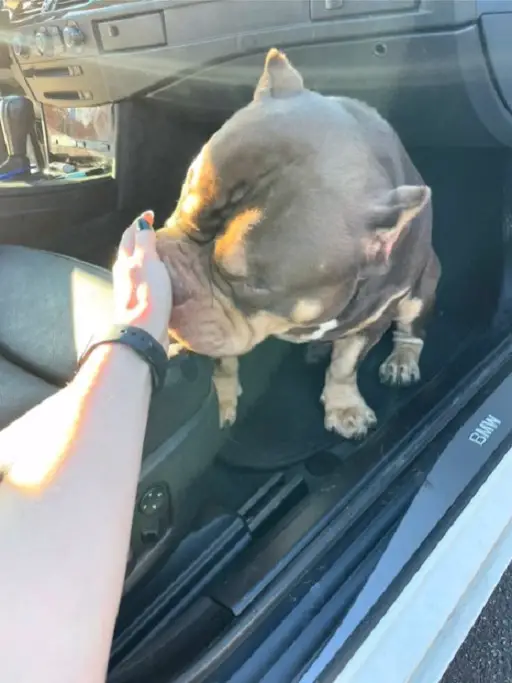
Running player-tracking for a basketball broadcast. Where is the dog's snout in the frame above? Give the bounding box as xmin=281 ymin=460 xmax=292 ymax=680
xmin=156 ymin=230 xmax=203 ymax=309
xmin=170 ymin=268 xmax=192 ymax=308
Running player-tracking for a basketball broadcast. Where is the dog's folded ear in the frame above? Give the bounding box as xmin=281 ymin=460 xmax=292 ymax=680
xmin=254 ymin=48 xmax=304 ymax=100
xmin=362 ymin=185 xmax=431 ymax=275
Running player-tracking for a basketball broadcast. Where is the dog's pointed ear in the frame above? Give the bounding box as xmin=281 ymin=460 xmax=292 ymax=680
xmin=254 ymin=48 xmax=304 ymax=101
xmin=362 ymin=185 xmax=431 ymax=275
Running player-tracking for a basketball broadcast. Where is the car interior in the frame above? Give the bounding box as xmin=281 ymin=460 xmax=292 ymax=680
xmin=3 ymin=0 xmax=512 ymax=680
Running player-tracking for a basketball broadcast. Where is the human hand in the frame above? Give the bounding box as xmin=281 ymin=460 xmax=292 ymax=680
xmin=112 ymin=211 xmax=172 ymax=349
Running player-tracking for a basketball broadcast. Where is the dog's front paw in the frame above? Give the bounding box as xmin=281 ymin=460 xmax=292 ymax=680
xmin=218 ymin=397 xmax=238 ymax=427
xmin=322 ymin=386 xmax=377 ymax=440
xmin=305 ymin=342 xmax=332 ymax=365
xmin=217 ymin=379 xmax=242 ymax=428
xmin=324 ymin=403 xmax=377 ymax=440
xmin=379 ymin=347 xmax=421 ymax=386
xmin=213 ymin=358 xmax=242 ymax=428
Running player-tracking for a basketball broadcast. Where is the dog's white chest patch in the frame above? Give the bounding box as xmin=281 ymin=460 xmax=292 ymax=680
xmin=306 ymin=319 xmax=339 ymax=340
xmin=278 ymin=319 xmax=339 ymax=343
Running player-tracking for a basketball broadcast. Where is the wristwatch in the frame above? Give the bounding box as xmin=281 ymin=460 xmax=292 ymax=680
xmin=77 ymin=324 xmax=168 ymax=392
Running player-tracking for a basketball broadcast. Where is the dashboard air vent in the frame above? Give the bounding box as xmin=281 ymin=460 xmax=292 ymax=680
xmin=10 ymin=0 xmax=48 ymax=20
xmin=8 ymin=0 xmax=88 ymax=20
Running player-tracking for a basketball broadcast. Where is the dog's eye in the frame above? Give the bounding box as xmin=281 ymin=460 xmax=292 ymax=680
xmin=232 ymin=281 xmax=274 ymax=310
xmin=249 ymin=273 xmax=269 ymax=291
xmin=228 ymin=182 xmax=249 ymax=205
xmin=235 ymin=281 xmax=269 ymax=297
xmin=212 ymin=260 xmax=273 ymax=308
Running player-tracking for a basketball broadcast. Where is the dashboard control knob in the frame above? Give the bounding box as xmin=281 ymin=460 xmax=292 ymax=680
xmin=35 ymin=27 xmax=51 ymax=56
xmin=12 ymin=33 xmax=30 ymax=58
xmin=63 ymin=24 xmax=85 ymax=48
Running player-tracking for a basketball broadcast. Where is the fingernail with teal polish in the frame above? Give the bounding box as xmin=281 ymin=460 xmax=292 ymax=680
xmin=137 ymin=217 xmax=150 ymax=231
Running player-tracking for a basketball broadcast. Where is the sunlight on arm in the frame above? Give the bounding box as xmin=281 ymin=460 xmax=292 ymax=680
xmin=0 ymin=346 xmax=111 ymax=491
xmin=0 ymin=388 xmax=79 ymax=490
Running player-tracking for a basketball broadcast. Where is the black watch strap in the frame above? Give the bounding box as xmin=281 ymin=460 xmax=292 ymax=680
xmin=78 ymin=325 xmax=168 ymax=392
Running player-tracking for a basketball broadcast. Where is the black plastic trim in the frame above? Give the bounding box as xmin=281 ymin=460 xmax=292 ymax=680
xmin=319 ymin=398 xmax=512 ymax=682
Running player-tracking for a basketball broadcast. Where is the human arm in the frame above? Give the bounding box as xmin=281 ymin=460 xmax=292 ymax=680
xmin=0 ymin=212 xmax=172 ymax=683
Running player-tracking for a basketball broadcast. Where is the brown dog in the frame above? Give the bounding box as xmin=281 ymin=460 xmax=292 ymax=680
xmin=156 ymin=48 xmax=440 ymax=440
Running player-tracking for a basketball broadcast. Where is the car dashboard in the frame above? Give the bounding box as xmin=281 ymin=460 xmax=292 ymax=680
xmin=3 ymin=0 xmax=512 ymax=147
xmin=6 ymin=0 xmax=469 ymax=108
xmin=0 ymin=0 xmax=496 ymax=123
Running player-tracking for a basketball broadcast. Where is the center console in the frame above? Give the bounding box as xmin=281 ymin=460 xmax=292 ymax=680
xmin=0 ymin=95 xmax=114 ymax=183
xmin=42 ymin=102 xmax=114 ymax=176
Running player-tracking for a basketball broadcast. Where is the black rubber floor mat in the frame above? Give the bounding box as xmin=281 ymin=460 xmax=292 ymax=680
xmin=218 ymin=312 xmax=478 ymax=470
